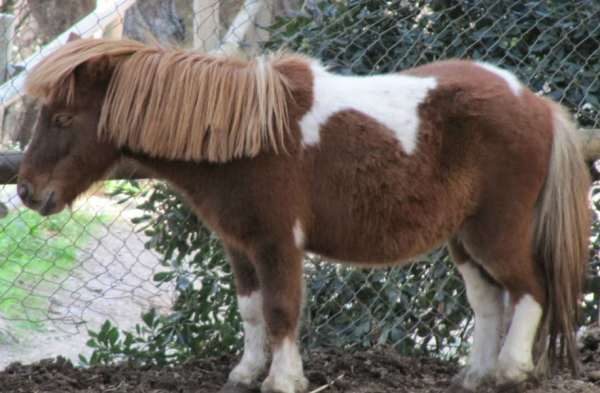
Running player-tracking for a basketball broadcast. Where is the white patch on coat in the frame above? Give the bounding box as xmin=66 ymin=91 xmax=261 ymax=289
xmin=476 ymin=62 xmax=523 ymax=96
xmin=299 ymin=62 xmax=437 ymax=153
xmin=262 ymin=337 xmax=308 ymax=393
xmin=457 ymin=263 xmax=503 ymax=389
xmin=293 ymin=220 xmax=305 ymax=249
xmin=229 ymin=292 xmax=268 ymax=386
xmin=497 ymin=294 xmax=542 ymax=382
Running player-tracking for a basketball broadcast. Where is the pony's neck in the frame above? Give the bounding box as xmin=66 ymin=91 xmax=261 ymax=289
xmin=121 ymin=150 xmax=218 ymax=212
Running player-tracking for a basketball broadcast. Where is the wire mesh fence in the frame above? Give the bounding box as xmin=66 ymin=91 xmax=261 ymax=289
xmin=0 ymin=0 xmax=598 ymax=367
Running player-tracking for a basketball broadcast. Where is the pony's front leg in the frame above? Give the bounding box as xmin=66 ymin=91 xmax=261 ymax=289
xmin=255 ymin=241 xmax=308 ymax=393
xmin=226 ymin=247 xmax=269 ymax=389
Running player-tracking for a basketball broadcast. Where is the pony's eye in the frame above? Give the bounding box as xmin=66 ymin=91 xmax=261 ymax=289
xmin=52 ymin=113 xmax=73 ymax=128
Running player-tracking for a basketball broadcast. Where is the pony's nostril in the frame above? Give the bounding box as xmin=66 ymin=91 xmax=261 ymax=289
xmin=17 ymin=181 xmax=31 ymax=201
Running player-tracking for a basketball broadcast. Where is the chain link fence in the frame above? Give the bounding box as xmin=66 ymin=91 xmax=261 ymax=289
xmin=0 ymin=0 xmax=599 ymax=367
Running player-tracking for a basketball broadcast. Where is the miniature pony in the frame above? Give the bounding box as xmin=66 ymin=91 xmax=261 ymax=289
xmin=18 ymin=38 xmax=590 ymax=393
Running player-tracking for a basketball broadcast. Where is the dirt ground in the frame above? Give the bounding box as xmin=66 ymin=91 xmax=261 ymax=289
xmin=0 ymin=343 xmax=598 ymax=393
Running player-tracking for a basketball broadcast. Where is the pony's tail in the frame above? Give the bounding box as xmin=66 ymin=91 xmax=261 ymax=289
xmin=534 ymin=102 xmax=591 ymax=375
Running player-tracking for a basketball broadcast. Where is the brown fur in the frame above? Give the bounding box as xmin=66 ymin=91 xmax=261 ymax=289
xmin=18 ymin=40 xmax=590 ymax=391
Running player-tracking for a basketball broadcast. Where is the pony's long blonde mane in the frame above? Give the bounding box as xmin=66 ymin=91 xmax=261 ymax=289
xmin=25 ymin=38 xmax=292 ymax=162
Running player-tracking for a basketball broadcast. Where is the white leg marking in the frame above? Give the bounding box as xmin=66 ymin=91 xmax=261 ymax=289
xmin=299 ymin=61 xmax=437 ymax=152
xmin=457 ymin=263 xmax=503 ymax=390
xmin=293 ymin=220 xmax=305 ymax=249
xmin=262 ymin=338 xmax=308 ymax=393
xmin=229 ymin=292 xmax=268 ymax=387
xmin=497 ymin=294 xmax=542 ymax=383
xmin=502 ymin=291 xmax=515 ymax=337
xmin=476 ymin=62 xmax=523 ymax=96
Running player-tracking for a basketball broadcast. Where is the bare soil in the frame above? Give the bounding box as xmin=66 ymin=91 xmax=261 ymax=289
xmin=0 ymin=345 xmax=598 ymax=393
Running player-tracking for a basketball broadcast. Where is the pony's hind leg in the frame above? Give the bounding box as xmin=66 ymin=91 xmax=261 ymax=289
xmin=482 ymin=255 xmax=544 ymax=386
xmin=253 ymin=240 xmax=308 ymax=393
xmin=226 ymin=247 xmax=269 ymax=389
xmin=449 ymin=240 xmax=504 ymax=391
xmin=459 ymin=208 xmax=546 ymax=389
xmin=496 ymin=288 xmax=543 ymax=385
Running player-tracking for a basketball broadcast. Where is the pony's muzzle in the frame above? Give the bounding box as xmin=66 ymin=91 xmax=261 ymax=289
xmin=17 ymin=180 xmax=59 ymax=216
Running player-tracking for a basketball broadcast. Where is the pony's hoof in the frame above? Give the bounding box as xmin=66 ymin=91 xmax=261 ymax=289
xmin=229 ymin=365 xmax=264 ymax=388
xmin=494 ymin=363 xmax=535 ymax=392
xmin=495 ymin=377 xmax=538 ymax=393
xmin=447 ymin=373 xmax=474 ymax=392
xmin=449 ymin=368 xmax=494 ymax=392
xmin=261 ymin=374 xmax=309 ymax=393
xmin=219 ymin=382 xmax=257 ymax=393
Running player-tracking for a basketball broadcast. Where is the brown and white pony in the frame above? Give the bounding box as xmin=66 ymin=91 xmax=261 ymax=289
xmin=17 ymin=38 xmax=590 ymax=393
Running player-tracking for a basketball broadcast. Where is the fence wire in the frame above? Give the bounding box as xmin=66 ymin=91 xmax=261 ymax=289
xmin=0 ymin=0 xmax=598 ymax=366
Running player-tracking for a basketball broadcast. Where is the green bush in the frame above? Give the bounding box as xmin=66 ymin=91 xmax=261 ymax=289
xmin=83 ymin=182 xmax=241 ymax=366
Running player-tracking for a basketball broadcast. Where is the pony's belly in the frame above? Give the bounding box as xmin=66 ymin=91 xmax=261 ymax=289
xmin=304 ymin=223 xmax=440 ymax=268
xmin=304 ymin=199 xmax=458 ymax=267
xmin=305 ymin=246 xmax=428 ymax=268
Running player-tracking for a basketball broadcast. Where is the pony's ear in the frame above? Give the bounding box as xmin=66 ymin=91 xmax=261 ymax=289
xmin=67 ymin=32 xmax=81 ymax=42
xmin=74 ymin=55 xmax=116 ymax=86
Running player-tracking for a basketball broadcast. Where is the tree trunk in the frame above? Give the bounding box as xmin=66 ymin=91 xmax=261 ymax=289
xmin=26 ymin=0 xmax=94 ymax=41
xmin=11 ymin=96 xmax=36 ymax=148
xmin=5 ymin=0 xmax=94 ymax=148
xmin=123 ymin=0 xmax=185 ymax=44
xmin=192 ymin=0 xmax=220 ymax=51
